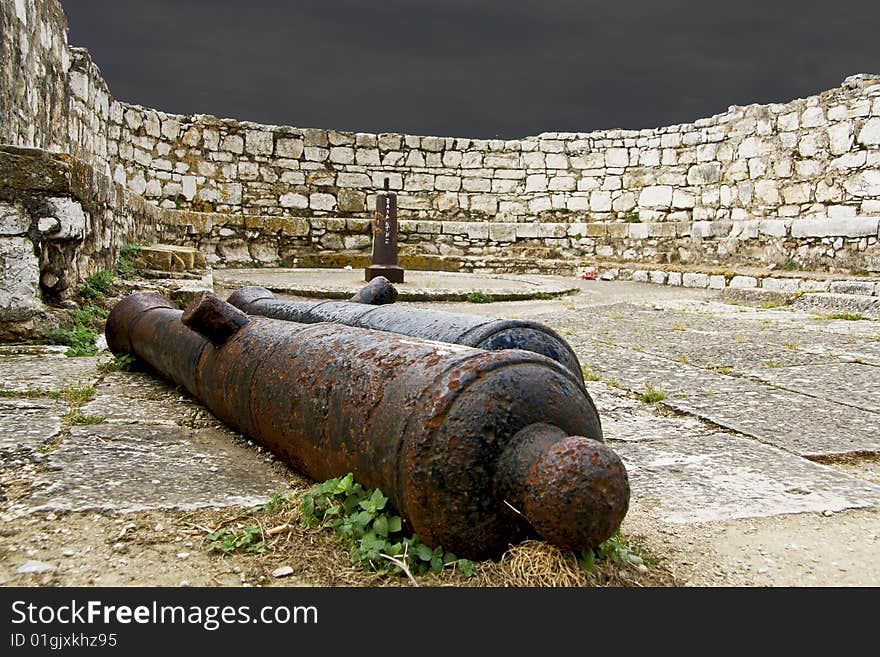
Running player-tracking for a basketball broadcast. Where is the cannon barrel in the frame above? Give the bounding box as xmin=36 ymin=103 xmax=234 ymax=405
xmin=227 ymin=285 xmax=586 ymax=385
xmin=106 ymin=291 xmax=629 ymax=559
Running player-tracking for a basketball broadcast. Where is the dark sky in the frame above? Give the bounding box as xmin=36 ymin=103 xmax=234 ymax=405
xmin=61 ymin=0 xmax=880 ymax=140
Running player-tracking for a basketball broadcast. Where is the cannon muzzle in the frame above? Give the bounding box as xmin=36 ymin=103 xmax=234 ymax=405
xmin=106 ymin=290 xmax=628 ymax=559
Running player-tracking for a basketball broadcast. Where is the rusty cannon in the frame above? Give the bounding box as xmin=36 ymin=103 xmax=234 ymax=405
xmin=227 ymin=284 xmax=586 ymax=385
xmin=105 ymin=290 xmax=629 ymax=560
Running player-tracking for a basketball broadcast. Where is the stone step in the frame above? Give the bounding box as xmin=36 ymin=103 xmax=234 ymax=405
xmin=720 ymin=287 xmax=880 ymax=319
xmin=581 ymin=261 xmax=880 ymax=297
xmin=133 ymin=244 xmax=207 ymax=273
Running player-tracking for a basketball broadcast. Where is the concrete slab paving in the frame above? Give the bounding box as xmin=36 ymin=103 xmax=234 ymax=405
xmin=666 ymin=387 xmax=880 ymax=457
xmin=17 ymin=423 xmax=291 ymax=516
xmin=81 ymin=371 xmax=216 ymax=426
xmin=0 ymin=350 xmax=99 ymax=393
xmin=612 ymin=433 xmax=880 ymax=524
xmin=0 ymin=397 xmax=68 ymax=453
xmin=2 ymin=273 xmax=879 ymax=586
xmin=744 ymin=362 xmax=880 ymax=413
xmin=567 ymin=338 xmax=761 ymax=398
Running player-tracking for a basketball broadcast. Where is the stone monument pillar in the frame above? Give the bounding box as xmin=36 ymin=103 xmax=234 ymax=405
xmin=365 ymin=178 xmax=404 ymax=283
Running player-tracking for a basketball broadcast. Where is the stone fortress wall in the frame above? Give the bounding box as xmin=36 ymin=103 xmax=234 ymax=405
xmin=1 ymin=0 xmax=879 ymax=332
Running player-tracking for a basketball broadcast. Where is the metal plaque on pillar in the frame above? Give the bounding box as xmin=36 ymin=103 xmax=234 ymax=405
xmin=365 ymin=178 xmax=405 ymax=283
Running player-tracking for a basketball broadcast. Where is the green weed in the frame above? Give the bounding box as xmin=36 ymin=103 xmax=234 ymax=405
xmin=300 ymin=473 xmax=475 ymax=580
xmin=637 ymin=385 xmax=666 ymax=404
xmin=466 ymin=291 xmax=493 ymax=304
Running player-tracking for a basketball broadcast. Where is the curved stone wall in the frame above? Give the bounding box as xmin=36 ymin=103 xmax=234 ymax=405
xmin=1 ymin=0 xmax=879 ymax=290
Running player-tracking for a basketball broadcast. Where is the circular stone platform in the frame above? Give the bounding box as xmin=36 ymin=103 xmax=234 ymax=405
xmin=212 ymin=268 xmax=580 ymax=302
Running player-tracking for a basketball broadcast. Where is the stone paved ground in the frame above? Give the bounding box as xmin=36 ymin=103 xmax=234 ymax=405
xmin=1 ymin=276 xmax=878 ymax=586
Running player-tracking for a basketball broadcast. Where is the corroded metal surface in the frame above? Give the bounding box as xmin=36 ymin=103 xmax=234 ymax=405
xmin=227 ymin=286 xmax=586 ymax=385
xmin=106 ymin=291 xmax=628 ymax=558
xmin=348 ymin=275 xmax=398 ymax=305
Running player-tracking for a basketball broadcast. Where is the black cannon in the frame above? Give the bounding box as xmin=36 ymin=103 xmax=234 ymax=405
xmin=105 ymin=291 xmax=629 ymax=559
xmin=228 ymin=285 xmax=585 ymax=385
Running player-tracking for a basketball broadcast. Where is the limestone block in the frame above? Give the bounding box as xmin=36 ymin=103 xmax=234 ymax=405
xmin=539 ymin=140 xmax=564 ymax=153
xmin=828 ymin=122 xmax=854 ymax=155
xmin=515 ymin=223 xmax=539 ymax=239
xmin=649 ymin=270 xmax=668 ymax=285
xmin=730 ymin=220 xmax=759 ymax=239
xmin=275 ymin=138 xmax=304 ymax=158
xmin=754 ymin=180 xmax=780 ymax=205
xmin=612 ymin=192 xmax=636 ymax=212
xmin=667 ymin=272 xmax=683 ymax=286
xmin=729 ymin=275 xmax=758 ymax=289
xmin=309 ymin=193 xmax=336 ymax=211
xmin=638 ymin=185 xmax=673 ymax=208
xmin=442 ymin=151 xmax=463 ymax=167
xmin=798 ymin=132 xmax=827 ymax=158
xmin=0 ymin=204 xmax=30 ymax=236
xmin=461 ymin=152 xmax=483 ymax=168
xmin=607 ymin=224 xmax=628 ymax=238
xmin=525 ymin=174 xmax=548 ymax=192
xmin=489 ymin=223 xmax=518 ymax=242
xmin=687 ymin=163 xmax=721 ymax=185
xmin=857 ymin=118 xmax=880 ymax=146
xmin=355 ymin=149 xmax=381 ymax=166
xmin=404 ymin=151 xmax=426 ymax=167
xmin=605 ymin=148 xmax=629 ymax=167
xmin=549 ymin=176 xmax=576 ymax=191
xmin=42 ymin=198 xmax=87 ymax=240
xmin=329 ymin=147 xmax=354 ymax=164
xmin=843 ymin=170 xmax=880 ymax=197
xmin=161 ymin=118 xmax=180 ymax=140
xmin=829 ymin=281 xmax=876 ymax=295
xmin=790 ymin=217 xmax=879 ymax=238
xmin=522 ymin=152 xmax=545 ymax=168
xmin=627 ymin=223 xmax=649 ymax=239
xmin=463 ymin=178 xmax=491 ymax=192
xmin=682 ymin=272 xmax=709 ymax=288
xmin=566 ymin=196 xmax=589 ymax=211
xmin=336 ymin=189 xmax=365 ymax=213
xmin=572 ymin=153 xmax=605 ymax=169
xmin=471 ymin=196 xmax=498 ymax=214
xmin=801 ymin=107 xmax=826 ymax=128
xmin=415 ymin=221 xmax=442 ymax=234
xmin=436 ymin=175 xmax=462 ymax=191
xmin=202 ymin=129 xmax=220 ymax=150
xmin=378 ymin=134 xmax=402 ymax=151
xmin=344 ymin=235 xmax=372 ymax=250
xmin=781 ymin=183 xmax=811 ymax=205
xmin=0 ymin=237 xmax=41 ymax=318
xmin=304 ymin=147 xmax=329 ymax=162
xmin=484 ymin=153 xmax=519 ymax=169
xmin=143 ymin=112 xmax=161 ymax=138
xmin=441 ymin=222 xmax=468 ymax=235
xmin=672 ymin=189 xmax=695 ymax=208
xmin=647 ymin=222 xmax=677 ymax=238
xmin=640 ymin=149 xmax=661 ymax=166
xmin=279 ymin=192 xmax=308 ymax=209
xmin=708 ymin=275 xmax=726 ymax=289
xmin=491 ymin=179 xmax=518 ymax=193
xmin=590 ymin=190 xmax=612 ymax=212
xmin=404 ymin=174 xmax=435 ymax=191
xmin=633 ymin=270 xmax=649 ymax=282
xmin=537 ymin=224 xmax=566 ymax=239
xmin=761 ymin=278 xmax=799 ymax=293
xmin=546 ymin=153 xmax=569 ymax=169
xmin=135 ymin=245 xmax=207 ymax=272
